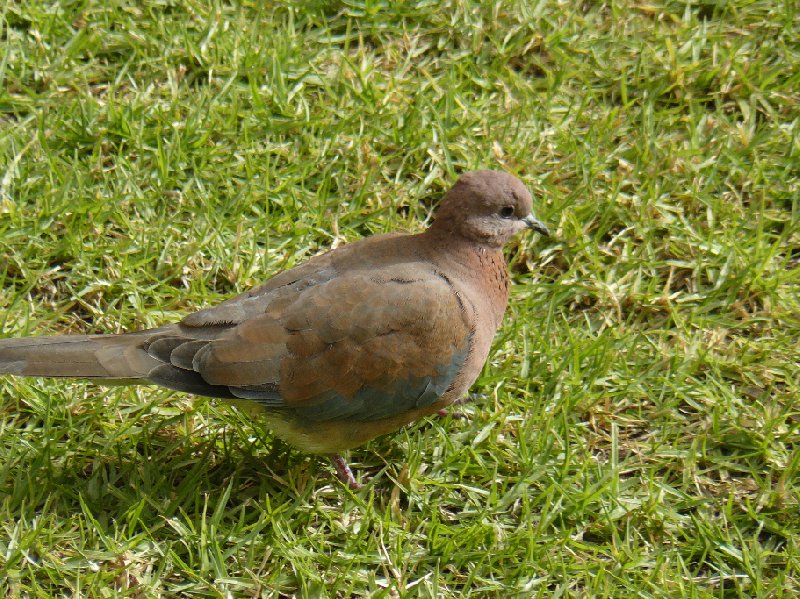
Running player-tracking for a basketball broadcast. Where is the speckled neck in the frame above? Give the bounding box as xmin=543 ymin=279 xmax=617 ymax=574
xmin=420 ymin=230 xmax=510 ymax=329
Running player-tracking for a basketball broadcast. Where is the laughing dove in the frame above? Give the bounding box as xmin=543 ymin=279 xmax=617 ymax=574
xmin=0 ymin=170 xmax=549 ymax=488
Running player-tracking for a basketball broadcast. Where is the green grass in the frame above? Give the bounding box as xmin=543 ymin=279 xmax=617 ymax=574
xmin=1 ymin=0 xmax=798 ymax=596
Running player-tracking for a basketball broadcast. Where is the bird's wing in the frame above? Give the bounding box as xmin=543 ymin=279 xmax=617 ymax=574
xmin=145 ymin=265 xmax=474 ymax=422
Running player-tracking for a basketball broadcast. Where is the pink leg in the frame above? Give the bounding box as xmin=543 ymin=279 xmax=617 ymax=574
xmin=329 ymin=454 xmax=362 ymax=490
xmin=437 ymin=395 xmax=477 ymax=419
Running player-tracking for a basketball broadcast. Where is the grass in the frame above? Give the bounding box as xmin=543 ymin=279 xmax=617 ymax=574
xmin=0 ymin=0 xmax=798 ymax=596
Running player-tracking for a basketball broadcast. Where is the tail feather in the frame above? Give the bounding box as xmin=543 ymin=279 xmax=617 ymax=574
xmin=0 ymin=333 xmax=162 ymax=380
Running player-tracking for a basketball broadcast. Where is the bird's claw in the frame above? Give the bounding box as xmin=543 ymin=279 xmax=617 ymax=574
xmin=437 ymin=393 xmax=484 ymax=419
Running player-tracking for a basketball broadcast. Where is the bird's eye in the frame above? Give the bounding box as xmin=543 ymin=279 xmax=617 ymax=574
xmin=499 ymin=206 xmax=515 ymax=218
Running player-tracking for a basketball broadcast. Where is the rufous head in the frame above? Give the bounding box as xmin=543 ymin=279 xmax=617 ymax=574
xmin=430 ymin=170 xmax=549 ymax=247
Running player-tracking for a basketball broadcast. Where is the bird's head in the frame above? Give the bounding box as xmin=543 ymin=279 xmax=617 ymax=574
xmin=430 ymin=170 xmax=549 ymax=248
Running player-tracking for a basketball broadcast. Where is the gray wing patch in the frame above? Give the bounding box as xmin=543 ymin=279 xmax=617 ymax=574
xmin=238 ymin=340 xmax=471 ymax=422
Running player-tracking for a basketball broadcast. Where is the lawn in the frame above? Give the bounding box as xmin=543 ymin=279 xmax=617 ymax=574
xmin=0 ymin=0 xmax=798 ymax=596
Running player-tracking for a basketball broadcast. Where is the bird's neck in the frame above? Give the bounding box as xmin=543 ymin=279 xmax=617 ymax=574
xmin=421 ymin=230 xmax=511 ymax=327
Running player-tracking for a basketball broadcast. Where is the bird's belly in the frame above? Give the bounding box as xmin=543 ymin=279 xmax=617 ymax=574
xmin=236 ymin=401 xmax=453 ymax=454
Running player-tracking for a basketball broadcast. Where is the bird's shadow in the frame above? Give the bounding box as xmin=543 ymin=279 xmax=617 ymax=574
xmin=3 ymin=401 xmax=419 ymax=528
xmin=2 ymin=384 xmax=480 ymax=534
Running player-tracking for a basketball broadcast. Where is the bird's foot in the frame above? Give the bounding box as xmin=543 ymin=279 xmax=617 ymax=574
xmin=329 ymin=454 xmax=362 ymax=490
xmin=437 ymin=407 xmax=469 ymax=419
xmin=436 ymin=393 xmax=483 ymax=419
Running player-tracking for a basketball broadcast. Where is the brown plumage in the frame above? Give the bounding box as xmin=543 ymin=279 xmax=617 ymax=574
xmin=0 ymin=170 xmax=549 ymax=488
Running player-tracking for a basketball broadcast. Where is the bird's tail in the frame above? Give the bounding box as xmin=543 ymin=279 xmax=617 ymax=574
xmin=0 ymin=332 xmax=162 ymax=381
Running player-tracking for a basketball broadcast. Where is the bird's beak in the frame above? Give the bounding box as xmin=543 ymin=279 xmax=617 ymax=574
xmin=523 ymin=214 xmax=550 ymax=236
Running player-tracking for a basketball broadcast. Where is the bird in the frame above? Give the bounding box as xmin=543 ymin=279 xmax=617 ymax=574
xmin=0 ymin=170 xmax=549 ymax=489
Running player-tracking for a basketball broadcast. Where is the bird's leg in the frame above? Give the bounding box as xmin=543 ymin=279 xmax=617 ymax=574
xmin=329 ymin=454 xmax=362 ymax=490
xmin=437 ymin=393 xmax=482 ymax=419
